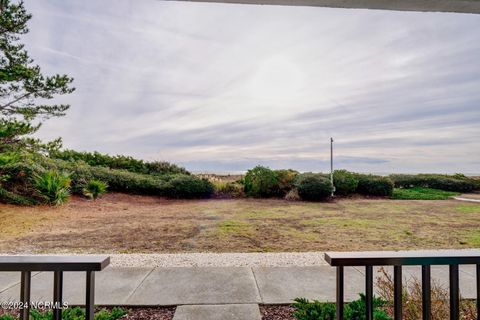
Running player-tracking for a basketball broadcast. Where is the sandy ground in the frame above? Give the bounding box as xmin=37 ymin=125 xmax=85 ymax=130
xmin=1 ymin=193 xmax=479 ymax=254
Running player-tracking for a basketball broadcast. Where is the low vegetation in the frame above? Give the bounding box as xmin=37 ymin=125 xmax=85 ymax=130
xmin=83 ymin=179 xmax=108 ymax=200
xmin=292 ymin=267 xmax=477 ymax=320
xmin=392 ymin=187 xmax=459 ymax=200
xmin=0 ymin=151 xmax=214 ymax=205
xmin=390 ymin=173 xmax=479 ymax=193
xmin=293 ymin=295 xmax=389 ymax=320
xmin=295 ymin=173 xmax=332 ymax=201
xmin=50 ymin=149 xmax=189 ymax=176
xmin=0 ymin=307 xmax=127 ymax=320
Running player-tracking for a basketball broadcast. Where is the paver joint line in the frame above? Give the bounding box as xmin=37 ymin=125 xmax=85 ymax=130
xmin=0 ymin=271 xmax=42 ymax=294
xmin=125 ymin=267 xmax=156 ymax=303
xmin=250 ymin=267 xmax=264 ymax=303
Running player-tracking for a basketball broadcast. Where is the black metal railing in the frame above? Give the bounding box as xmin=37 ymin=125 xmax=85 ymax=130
xmin=0 ymin=255 xmax=110 ymax=320
xmin=325 ymin=249 xmax=480 ymax=320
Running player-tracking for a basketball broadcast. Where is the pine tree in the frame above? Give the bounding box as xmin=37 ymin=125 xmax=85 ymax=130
xmin=0 ymin=0 xmax=74 ymax=152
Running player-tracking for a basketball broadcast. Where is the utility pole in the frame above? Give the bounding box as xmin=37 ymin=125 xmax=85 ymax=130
xmin=330 ymin=137 xmax=335 ymax=197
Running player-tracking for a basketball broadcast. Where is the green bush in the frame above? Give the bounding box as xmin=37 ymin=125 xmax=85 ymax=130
xmin=22 ymin=306 xmax=127 ymax=320
xmin=295 ymin=173 xmax=333 ymax=201
xmin=55 ymin=162 xmax=166 ymax=195
xmin=392 ymin=187 xmax=459 ymax=200
xmin=0 ymin=187 xmax=36 ymax=205
xmin=166 ymin=175 xmax=214 ymax=199
xmin=51 ymin=149 xmax=189 ymax=175
xmin=293 ymin=295 xmax=391 ymax=320
xmin=145 ymin=161 xmax=190 ymax=175
xmin=83 ymin=179 xmax=108 ymax=200
xmin=244 ymin=166 xmax=279 ymax=197
xmin=389 ymin=174 xmax=478 ymax=193
xmin=344 ymin=294 xmax=391 ymax=320
xmin=0 ymin=153 xmax=46 ymax=205
xmin=333 ymin=170 xmax=359 ymax=196
xmin=356 ymin=174 xmax=394 ymax=197
xmin=275 ymin=169 xmax=299 ymax=196
xmin=293 ymin=298 xmax=335 ymax=320
xmin=33 ymin=170 xmax=71 ymax=205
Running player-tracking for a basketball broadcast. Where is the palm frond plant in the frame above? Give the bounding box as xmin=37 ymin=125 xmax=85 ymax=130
xmin=83 ymin=179 xmax=108 ymax=200
xmin=33 ymin=170 xmax=71 ymax=205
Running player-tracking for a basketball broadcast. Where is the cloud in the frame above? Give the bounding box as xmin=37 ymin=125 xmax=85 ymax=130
xmin=22 ymin=0 xmax=480 ymax=173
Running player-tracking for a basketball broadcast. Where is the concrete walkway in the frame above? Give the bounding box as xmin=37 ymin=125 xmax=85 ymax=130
xmin=0 ymin=265 xmax=478 ymax=319
xmin=454 ymin=197 xmax=480 ymax=203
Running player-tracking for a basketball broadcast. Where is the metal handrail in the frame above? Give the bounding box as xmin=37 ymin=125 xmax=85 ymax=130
xmin=0 ymin=255 xmax=110 ymax=320
xmin=325 ymin=249 xmax=480 ymax=320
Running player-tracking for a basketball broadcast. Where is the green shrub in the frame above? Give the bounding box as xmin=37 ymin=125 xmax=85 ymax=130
xmin=275 ymin=169 xmax=299 ymax=196
xmin=51 ymin=149 xmax=189 ymax=175
xmin=0 ymin=154 xmax=45 ymax=205
xmin=292 ymin=295 xmax=391 ymax=320
xmin=0 ymin=187 xmax=36 ymax=205
xmin=55 ymin=162 xmax=165 ymax=195
xmin=356 ymin=174 xmax=393 ymax=197
xmin=295 ymin=173 xmax=333 ymax=201
xmin=145 ymin=160 xmax=190 ymax=175
xmin=83 ymin=179 xmax=108 ymax=200
xmin=214 ymin=181 xmax=245 ymax=198
xmin=26 ymin=306 xmax=127 ymax=320
xmin=344 ymin=294 xmax=391 ymax=320
xmin=166 ymin=175 xmax=214 ymax=199
xmin=333 ymin=170 xmax=359 ymax=196
xmin=293 ymin=298 xmax=335 ymax=320
xmin=389 ymin=174 xmax=478 ymax=193
xmin=244 ymin=166 xmax=279 ymax=197
xmin=392 ymin=187 xmax=459 ymax=200
xmin=33 ymin=170 xmax=71 ymax=205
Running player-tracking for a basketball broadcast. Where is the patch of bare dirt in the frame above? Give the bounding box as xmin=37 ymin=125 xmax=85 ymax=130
xmin=261 ymin=305 xmax=296 ymax=320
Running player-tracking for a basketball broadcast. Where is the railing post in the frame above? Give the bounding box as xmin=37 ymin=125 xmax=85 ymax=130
xmin=477 ymin=264 xmax=480 ymax=319
xmin=20 ymin=271 xmax=31 ymax=320
xmin=394 ymin=266 xmax=402 ymax=320
xmin=366 ymin=266 xmax=373 ymax=320
xmin=86 ymin=271 xmax=95 ymax=320
xmin=336 ymin=266 xmax=344 ymax=320
xmin=53 ymin=271 xmax=63 ymax=320
xmin=449 ymin=264 xmax=459 ymax=320
xmin=422 ymin=265 xmax=431 ymax=320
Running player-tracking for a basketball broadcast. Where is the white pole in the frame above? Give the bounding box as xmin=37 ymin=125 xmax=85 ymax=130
xmin=330 ymin=137 xmax=334 ymax=197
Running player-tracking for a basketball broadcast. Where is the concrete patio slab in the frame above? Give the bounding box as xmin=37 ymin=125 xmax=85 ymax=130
xmin=173 ymin=304 xmax=261 ymax=320
xmin=0 ymin=264 xmax=478 ymax=307
xmin=0 ymin=267 xmax=152 ymax=305
xmin=253 ymin=266 xmax=365 ymax=303
xmin=126 ymin=267 xmax=261 ymax=305
xmin=0 ymin=272 xmax=41 ymax=293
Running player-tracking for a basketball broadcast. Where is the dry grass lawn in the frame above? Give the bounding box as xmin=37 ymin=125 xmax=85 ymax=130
xmin=0 ymin=193 xmax=479 ymax=253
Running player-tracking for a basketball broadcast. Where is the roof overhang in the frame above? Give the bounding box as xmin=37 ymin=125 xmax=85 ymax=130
xmin=164 ymin=0 xmax=480 ymax=14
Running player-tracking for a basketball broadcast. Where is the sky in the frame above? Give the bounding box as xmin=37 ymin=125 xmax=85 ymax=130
xmin=23 ymin=0 xmax=480 ymax=173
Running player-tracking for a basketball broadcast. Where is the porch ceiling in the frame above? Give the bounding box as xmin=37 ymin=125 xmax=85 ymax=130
xmin=164 ymin=0 xmax=480 ymax=14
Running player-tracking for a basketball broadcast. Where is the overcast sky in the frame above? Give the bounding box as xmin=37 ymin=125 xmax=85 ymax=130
xmin=24 ymin=0 xmax=480 ymax=173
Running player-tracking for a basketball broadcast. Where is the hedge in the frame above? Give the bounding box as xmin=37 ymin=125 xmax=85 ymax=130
xmin=295 ymin=173 xmax=333 ymax=201
xmin=244 ymin=166 xmax=279 ymax=197
xmin=356 ymin=174 xmax=394 ymax=197
xmin=51 ymin=149 xmax=190 ymax=175
xmin=389 ymin=174 xmax=478 ymax=193
xmin=333 ymin=170 xmax=358 ymax=196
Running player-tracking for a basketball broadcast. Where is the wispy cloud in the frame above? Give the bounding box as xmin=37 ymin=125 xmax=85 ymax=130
xmin=24 ymin=0 xmax=480 ymax=173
